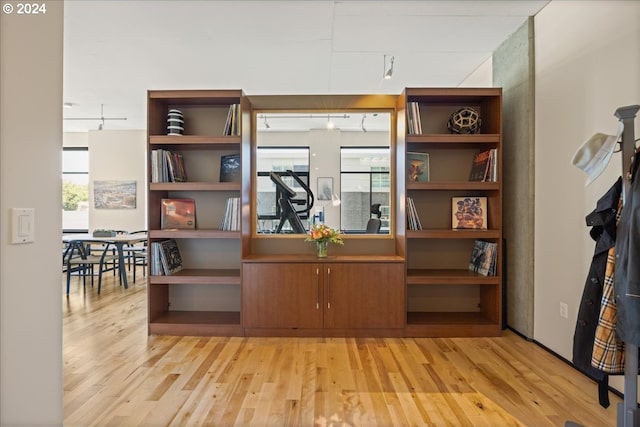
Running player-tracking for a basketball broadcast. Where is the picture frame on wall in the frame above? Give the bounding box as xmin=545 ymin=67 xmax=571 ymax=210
xmin=317 ymin=177 xmax=333 ymax=201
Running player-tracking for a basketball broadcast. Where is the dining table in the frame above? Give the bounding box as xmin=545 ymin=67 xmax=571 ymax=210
xmin=62 ymin=232 xmax=147 ymax=289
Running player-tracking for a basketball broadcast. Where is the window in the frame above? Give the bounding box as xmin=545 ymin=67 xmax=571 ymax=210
xmin=62 ymin=147 xmax=89 ymax=232
xmin=256 ymin=147 xmax=310 ymax=233
xmin=340 ymin=147 xmax=390 ymax=233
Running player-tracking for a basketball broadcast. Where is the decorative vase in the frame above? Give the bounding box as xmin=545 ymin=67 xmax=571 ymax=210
xmin=316 ymin=240 xmax=328 ymax=258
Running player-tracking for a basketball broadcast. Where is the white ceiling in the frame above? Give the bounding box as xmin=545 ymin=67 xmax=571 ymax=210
xmin=63 ymin=0 xmax=550 ymax=133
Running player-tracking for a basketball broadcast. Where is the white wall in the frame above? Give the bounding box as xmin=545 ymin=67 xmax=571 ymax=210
xmin=88 ymin=130 xmax=147 ymax=232
xmin=534 ymin=0 xmax=640 ymax=392
xmin=0 ymin=2 xmax=64 ymax=425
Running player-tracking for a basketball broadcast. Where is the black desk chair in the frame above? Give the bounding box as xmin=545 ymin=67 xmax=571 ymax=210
xmin=366 ymin=203 xmax=383 ymax=233
xmin=365 ymin=218 xmax=382 ymax=233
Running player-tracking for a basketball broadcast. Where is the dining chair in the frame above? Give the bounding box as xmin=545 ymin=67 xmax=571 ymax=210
xmin=127 ymin=230 xmax=148 ymax=283
xmin=64 ymin=240 xmax=120 ymax=295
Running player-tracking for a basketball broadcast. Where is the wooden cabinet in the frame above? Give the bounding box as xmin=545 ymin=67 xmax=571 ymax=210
xmin=399 ymin=88 xmax=503 ymax=337
xmin=146 ymin=90 xmax=249 ymax=336
xmin=242 ymin=257 xmax=405 ymax=337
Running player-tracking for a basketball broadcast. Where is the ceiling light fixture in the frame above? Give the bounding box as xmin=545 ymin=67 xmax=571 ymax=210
xmin=383 ymin=54 xmax=394 ymax=79
xmin=326 ymin=115 xmax=335 ymax=129
xmin=64 ymin=103 xmax=127 ymax=130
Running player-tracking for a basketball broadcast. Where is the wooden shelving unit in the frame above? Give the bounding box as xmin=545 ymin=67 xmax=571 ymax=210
xmin=400 ymin=87 xmax=503 ymax=337
xmin=146 ymin=89 xmax=248 ymax=336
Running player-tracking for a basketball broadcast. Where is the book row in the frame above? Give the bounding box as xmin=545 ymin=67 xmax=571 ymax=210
xmin=151 ymin=149 xmax=187 ymax=183
xmin=407 ymin=149 xmax=498 ymax=183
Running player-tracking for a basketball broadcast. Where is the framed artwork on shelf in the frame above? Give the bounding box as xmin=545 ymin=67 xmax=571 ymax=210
xmin=161 ymin=198 xmax=196 ymax=229
xmin=317 ymin=177 xmax=333 ymax=201
xmin=219 ymin=154 xmax=241 ymax=183
xmin=407 ymin=152 xmax=430 ymax=182
xmin=452 ymin=196 xmax=487 ymax=230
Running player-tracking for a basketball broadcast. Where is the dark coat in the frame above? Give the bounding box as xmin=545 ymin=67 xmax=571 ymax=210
xmin=615 ymin=150 xmax=640 ymax=346
xmin=573 ymin=177 xmax=621 ymax=407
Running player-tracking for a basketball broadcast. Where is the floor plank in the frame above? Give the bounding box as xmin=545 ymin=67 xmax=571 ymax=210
xmin=63 ymin=270 xmax=620 ymax=426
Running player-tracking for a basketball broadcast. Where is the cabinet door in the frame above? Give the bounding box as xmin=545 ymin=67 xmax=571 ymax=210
xmin=242 ymin=263 xmax=322 ymax=329
xmin=324 ymin=263 xmax=404 ymax=329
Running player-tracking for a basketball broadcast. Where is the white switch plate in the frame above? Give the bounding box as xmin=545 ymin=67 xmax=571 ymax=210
xmin=11 ymin=208 xmax=35 ymax=244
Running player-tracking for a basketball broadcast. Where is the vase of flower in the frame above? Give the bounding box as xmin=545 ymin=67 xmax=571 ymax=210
xmin=316 ymin=240 xmax=328 ymax=258
xmin=305 ymin=223 xmax=344 ymax=257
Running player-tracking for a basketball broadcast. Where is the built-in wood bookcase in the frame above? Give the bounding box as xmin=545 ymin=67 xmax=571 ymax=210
xmin=146 ymin=90 xmax=249 ymax=336
xmin=399 ymin=87 xmax=503 ymax=337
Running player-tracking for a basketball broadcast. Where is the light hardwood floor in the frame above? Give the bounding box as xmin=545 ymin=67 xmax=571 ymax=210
xmin=63 ymin=269 xmax=619 ymax=426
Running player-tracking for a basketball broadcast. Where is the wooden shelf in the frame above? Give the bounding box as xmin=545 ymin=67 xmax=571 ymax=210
xmin=407 ymin=181 xmax=499 ymax=191
xmin=406 ymin=134 xmax=500 ymax=144
xmin=403 ymin=87 xmax=502 ymax=338
xmin=149 ymin=311 xmax=242 ymax=336
xmin=149 ymin=229 xmax=240 ymax=239
xmin=407 ymin=229 xmax=500 ymax=239
xmin=405 ymin=312 xmax=501 ymax=337
xmin=149 ymin=268 xmax=241 ymax=285
xmin=149 ymin=182 xmax=241 ymax=191
xmin=407 ymin=269 xmax=500 ymax=285
xmin=149 ymin=135 xmax=241 ymax=148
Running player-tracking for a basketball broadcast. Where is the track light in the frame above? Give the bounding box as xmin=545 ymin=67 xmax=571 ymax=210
xmin=361 ymin=114 xmax=367 ymax=132
xmin=383 ymin=55 xmax=394 ymax=79
xmin=64 ymin=103 xmax=127 ymax=130
xmin=326 ymin=115 xmax=335 ymax=129
xmin=263 ymin=116 xmax=270 ymax=129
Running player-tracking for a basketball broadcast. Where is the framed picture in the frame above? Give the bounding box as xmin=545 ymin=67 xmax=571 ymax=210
xmin=407 ymin=152 xmax=430 ymax=182
xmin=219 ymin=153 xmax=241 ymax=182
xmin=452 ymin=196 xmax=487 ymax=229
xmin=93 ymin=180 xmax=136 ymax=209
xmin=161 ymin=198 xmax=196 ymax=229
xmin=317 ymin=177 xmax=333 ymax=201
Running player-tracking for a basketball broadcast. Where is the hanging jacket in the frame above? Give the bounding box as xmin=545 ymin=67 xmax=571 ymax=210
xmin=573 ymin=176 xmax=622 ymax=408
xmin=615 ymin=150 xmax=640 ymax=346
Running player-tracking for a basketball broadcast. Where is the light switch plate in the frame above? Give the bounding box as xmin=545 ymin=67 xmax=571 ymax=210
xmin=11 ymin=208 xmax=35 ymax=244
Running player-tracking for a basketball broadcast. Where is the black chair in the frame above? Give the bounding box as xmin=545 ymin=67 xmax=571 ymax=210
xmin=366 ymin=203 xmax=382 ymax=233
xmin=64 ymin=240 xmax=120 ymax=295
xmin=365 ymin=218 xmax=382 ymax=233
xmin=127 ymin=230 xmax=147 ymax=283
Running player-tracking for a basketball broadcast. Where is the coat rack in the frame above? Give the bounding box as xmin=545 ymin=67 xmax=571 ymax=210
xmin=566 ymin=104 xmax=640 ymax=427
xmin=615 ymin=104 xmax=639 ymax=427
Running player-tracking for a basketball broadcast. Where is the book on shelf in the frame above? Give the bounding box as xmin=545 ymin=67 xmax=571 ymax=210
xmin=223 ymin=104 xmax=241 ymax=136
xmin=406 ymin=197 xmax=422 ymax=231
xmin=468 ymin=240 xmax=497 ymax=276
xmin=219 ymin=154 xmax=241 ymax=183
xmin=220 ymin=197 xmax=241 ymax=231
xmin=151 ymin=239 xmax=183 ymax=275
xmin=161 ymin=198 xmax=196 ymax=229
xmin=151 ymin=148 xmax=187 ymax=183
xmin=406 ymin=101 xmax=422 ymax=135
xmin=469 ymin=148 xmax=498 ymax=182
xmin=452 ymin=196 xmax=487 ymax=230
xmin=407 ymin=152 xmax=430 ymax=182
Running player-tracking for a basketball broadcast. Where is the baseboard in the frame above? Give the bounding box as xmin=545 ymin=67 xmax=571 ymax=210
xmin=506 ymin=326 xmax=625 ymax=400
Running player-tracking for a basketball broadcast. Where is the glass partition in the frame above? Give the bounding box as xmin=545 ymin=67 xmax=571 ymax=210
xmin=255 ymin=111 xmax=392 ymax=235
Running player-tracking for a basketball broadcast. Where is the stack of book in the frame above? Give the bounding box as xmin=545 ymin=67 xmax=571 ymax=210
xmin=406 ymin=102 xmax=423 ymax=135
xmin=468 ymin=240 xmax=498 ymax=276
xmin=406 ymin=197 xmax=422 ymax=230
xmin=469 ymin=148 xmax=498 ymax=182
xmin=150 ymin=239 xmax=183 ymax=275
xmin=151 ymin=149 xmax=187 ymax=183
xmin=220 ymin=197 xmax=241 ymax=231
xmin=223 ymin=104 xmax=241 ymax=136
